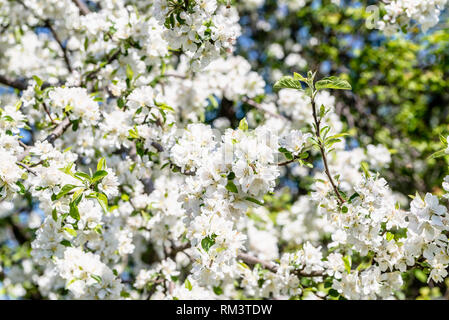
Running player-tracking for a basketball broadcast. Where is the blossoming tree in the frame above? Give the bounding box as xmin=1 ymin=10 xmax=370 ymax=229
xmin=0 ymin=0 xmax=449 ymax=300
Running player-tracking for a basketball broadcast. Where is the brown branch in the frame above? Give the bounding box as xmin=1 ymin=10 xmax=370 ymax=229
xmin=277 ymin=160 xmax=295 ymax=166
xmin=5 ymin=216 xmax=30 ymax=244
xmin=72 ymin=0 xmax=90 ymax=15
xmin=17 ymin=118 xmax=71 ymax=162
xmin=45 ymin=21 xmax=73 ymax=73
xmin=168 ymin=241 xmax=322 ymax=278
xmin=0 ymin=74 xmax=28 ymax=90
xmin=82 ymin=48 xmax=121 ymax=84
xmin=16 ymin=162 xmax=37 ymax=176
xmin=237 ymin=252 xmax=324 ymax=278
xmin=0 ymin=74 xmax=57 ymax=91
xmin=151 ymin=141 xmax=164 ymax=153
xmin=44 ymin=117 xmax=71 ymax=145
xmin=168 ymin=243 xmax=190 ymax=258
xmin=42 ymin=102 xmax=54 ymax=123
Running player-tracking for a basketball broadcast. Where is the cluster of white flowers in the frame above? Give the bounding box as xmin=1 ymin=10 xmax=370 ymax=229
xmin=153 ymin=0 xmax=241 ymax=70
xmin=159 ymin=54 xmax=265 ymax=122
xmin=378 ymin=0 xmax=448 ymax=35
xmin=55 ymin=247 xmax=123 ymax=299
xmin=0 ymin=105 xmax=26 ymax=199
xmin=313 ymin=172 xmax=449 ymax=298
xmin=170 ymin=123 xmax=307 ymax=286
xmin=47 ymin=87 xmax=100 ymax=126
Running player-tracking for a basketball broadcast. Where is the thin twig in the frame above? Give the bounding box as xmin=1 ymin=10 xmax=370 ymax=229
xmin=42 ymin=102 xmax=54 ymax=123
xmin=243 ymin=98 xmax=290 ymax=121
xmin=311 ymin=91 xmax=345 ymax=205
xmin=45 ymin=20 xmax=73 ymax=73
xmin=82 ymin=48 xmax=121 ymax=84
xmin=16 ymin=162 xmax=37 ymax=176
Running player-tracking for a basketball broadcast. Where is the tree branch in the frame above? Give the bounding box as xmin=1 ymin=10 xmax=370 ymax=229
xmin=243 ymin=98 xmax=291 ymax=121
xmin=16 ymin=162 xmax=37 ymax=176
xmin=72 ymin=0 xmax=90 ymax=15
xmin=82 ymin=48 xmax=121 ymax=84
xmin=237 ymin=252 xmax=324 ymax=278
xmin=45 ymin=20 xmax=73 ymax=73
xmin=0 ymin=74 xmax=28 ymax=90
xmin=17 ymin=118 xmax=71 ymax=162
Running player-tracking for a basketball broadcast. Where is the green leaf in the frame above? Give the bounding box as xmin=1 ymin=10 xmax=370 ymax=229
xmin=273 ymin=76 xmax=303 ymax=91
xmin=83 ymin=37 xmax=88 ymax=51
xmin=428 ymin=149 xmax=447 ymax=159
xmin=293 ymin=72 xmax=308 ymax=83
xmin=97 ymin=157 xmax=106 ymax=171
xmin=386 ymin=232 xmax=395 ymax=242
xmin=213 ymin=286 xmax=223 ymax=295
xmin=96 ymin=192 xmax=109 ymax=213
xmin=299 ymin=152 xmax=309 ymax=159
xmin=55 ymin=184 xmax=78 ymax=200
xmin=325 ymin=138 xmax=341 ymax=148
xmin=52 ymin=208 xmax=58 ymax=221
xmin=245 ymin=197 xmax=264 ymax=206
xmin=60 ymin=240 xmax=72 ymax=247
xmin=328 ymin=289 xmax=339 ymax=297
xmin=91 ymin=274 xmax=102 ymax=284
xmin=414 ymin=269 xmax=427 ymax=283
xmin=32 ymin=75 xmax=43 ymax=87
xmin=185 ymin=279 xmax=192 ymax=291
xmin=238 ymin=118 xmax=248 ymax=131
xmin=16 ymin=181 xmax=26 ymax=195
xmin=225 ymin=181 xmax=238 ymax=193
xmin=201 ymin=234 xmax=217 ymax=253
xmin=128 ymin=128 xmax=139 ymax=139
xmin=94 ymin=225 xmax=103 ymax=234
xmin=15 ymin=100 xmax=22 ymax=111
xmin=238 ymin=262 xmax=250 ymax=269
xmin=439 ymin=134 xmax=448 ymax=146
xmin=343 ymin=255 xmax=352 ymax=274
xmin=208 ymin=95 xmax=219 ymax=108
xmin=91 ymin=170 xmax=108 ymax=184
xmin=157 ymin=103 xmax=175 ymax=112
xmin=315 ymin=76 xmax=352 ymax=91
xmin=360 ymin=161 xmax=370 ymax=177
xmin=348 ymin=192 xmax=360 ymax=203
xmin=319 ymin=104 xmax=326 ymax=118
xmin=284 ymin=151 xmax=294 ymax=160
xmin=69 ymin=202 xmax=80 ymax=221
xmin=126 ymin=64 xmax=134 ymax=80
xmin=72 ymin=191 xmax=83 ymax=205
xmin=279 ymin=147 xmax=293 ymax=160
xmin=320 ymin=126 xmax=331 ymax=139
xmin=63 ymin=227 xmax=77 ymax=237
xmin=327 ymin=132 xmax=350 ymax=140
xmin=117 ymin=96 xmax=126 ymax=108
